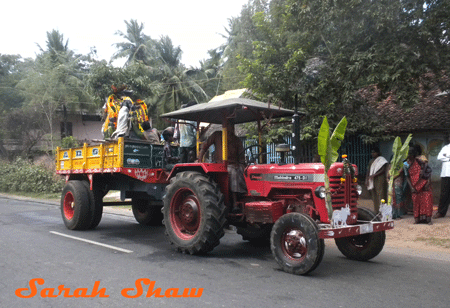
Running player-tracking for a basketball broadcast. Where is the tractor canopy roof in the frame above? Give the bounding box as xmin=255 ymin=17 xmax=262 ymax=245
xmin=161 ymin=90 xmax=300 ymax=124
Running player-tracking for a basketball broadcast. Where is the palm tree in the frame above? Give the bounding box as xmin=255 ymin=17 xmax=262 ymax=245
xmin=200 ymin=48 xmax=225 ymax=97
xmin=112 ymin=19 xmax=155 ymax=66
xmin=155 ymin=35 xmax=182 ymax=68
xmin=36 ymin=30 xmax=73 ymax=65
xmin=151 ymin=36 xmax=209 ymax=115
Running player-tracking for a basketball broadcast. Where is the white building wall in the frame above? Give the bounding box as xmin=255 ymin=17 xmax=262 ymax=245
xmin=63 ymin=113 xmax=104 ymax=142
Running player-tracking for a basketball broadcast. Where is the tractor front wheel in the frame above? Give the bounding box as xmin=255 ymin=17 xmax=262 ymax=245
xmin=163 ymin=171 xmax=226 ymax=254
xmin=334 ymin=207 xmax=386 ymax=261
xmin=271 ymin=213 xmax=325 ymax=275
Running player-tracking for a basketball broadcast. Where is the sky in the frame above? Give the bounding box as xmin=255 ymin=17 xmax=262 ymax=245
xmin=1 ymin=0 xmax=249 ymax=67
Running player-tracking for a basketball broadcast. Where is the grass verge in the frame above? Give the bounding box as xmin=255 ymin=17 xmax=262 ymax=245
xmin=415 ymin=237 xmax=450 ymax=249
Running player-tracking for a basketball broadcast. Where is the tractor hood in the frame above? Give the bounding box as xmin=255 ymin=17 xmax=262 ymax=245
xmin=246 ymin=162 xmax=358 ymax=179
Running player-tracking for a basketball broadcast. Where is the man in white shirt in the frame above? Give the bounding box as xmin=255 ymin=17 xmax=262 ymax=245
xmin=174 ymin=102 xmax=197 ymax=163
xmin=434 ymin=136 xmax=450 ymax=218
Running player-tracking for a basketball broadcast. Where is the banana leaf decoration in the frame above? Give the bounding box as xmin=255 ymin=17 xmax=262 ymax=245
xmin=387 ymin=134 xmax=412 ymax=205
xmin=318 ymin=116 xmax=347 ymax=219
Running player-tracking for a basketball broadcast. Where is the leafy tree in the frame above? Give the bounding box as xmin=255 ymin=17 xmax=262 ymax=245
xmin=220 ymin=0 xmax=269 ymax=90
xmin=18 ymin=30 xmax=91 ymax=151
xmin=84 ymin=60 xmax=124 ymax=106
xmin=0 ymin=54 xmax=30 ymax=113
xmin=1 ymin=106 xmax=48 ymax=157
xmin=235 ymin=0 xmax=450 ymax=140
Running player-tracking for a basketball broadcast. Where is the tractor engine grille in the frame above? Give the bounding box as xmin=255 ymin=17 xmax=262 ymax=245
xmin=329 ymin=174 xmax=358 ymax=224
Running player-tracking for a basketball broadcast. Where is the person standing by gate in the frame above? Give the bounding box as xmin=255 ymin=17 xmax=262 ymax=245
xmin=366 ymin=147 xmax=388 ymax=213
xmin=434 ymin=136 xmax=450 ymax=218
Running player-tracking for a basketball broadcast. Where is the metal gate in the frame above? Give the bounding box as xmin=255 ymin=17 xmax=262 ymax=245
xmin=242 ymin=135 xmax=372 ymax=176
xmin=340 ymin=135 xmax=372 ymax=177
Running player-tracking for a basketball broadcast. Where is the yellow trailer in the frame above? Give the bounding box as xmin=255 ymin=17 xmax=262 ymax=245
xmin=56 ymin=137 xmax=170 ymax=184
xmin=55 ymin=137 xmax=174 ymax=230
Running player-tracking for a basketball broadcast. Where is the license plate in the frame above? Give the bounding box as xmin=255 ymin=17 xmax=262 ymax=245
xmin=359 ymin=223 xmax=373 ymax=234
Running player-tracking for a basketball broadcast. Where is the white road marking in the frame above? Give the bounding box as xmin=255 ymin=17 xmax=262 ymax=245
xmin=50 ymin=231 xmax=133 ymax=253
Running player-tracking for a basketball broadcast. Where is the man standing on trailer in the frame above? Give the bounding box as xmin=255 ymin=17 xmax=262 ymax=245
xmin=175 ymin=102 xmax=197 ymax=163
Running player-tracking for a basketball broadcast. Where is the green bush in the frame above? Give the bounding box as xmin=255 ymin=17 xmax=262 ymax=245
xmin=0 ymin=158 xmax=64 ymax=194
xmin=61 ymin=136 xmax=80 ymax=149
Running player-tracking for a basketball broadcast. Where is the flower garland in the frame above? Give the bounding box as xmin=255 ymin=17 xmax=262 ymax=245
xmin=341 ymin=154 xmax=356 ymax=183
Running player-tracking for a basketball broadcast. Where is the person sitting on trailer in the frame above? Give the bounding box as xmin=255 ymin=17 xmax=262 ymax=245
xmin=142 ymin=121 xmax=161 ymax=144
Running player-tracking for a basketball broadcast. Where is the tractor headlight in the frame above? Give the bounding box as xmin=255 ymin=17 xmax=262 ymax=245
xmin=315 ymin=186 xmax=326 ymax=199
xmin=356 ymin=185 xmax=363 ymax=195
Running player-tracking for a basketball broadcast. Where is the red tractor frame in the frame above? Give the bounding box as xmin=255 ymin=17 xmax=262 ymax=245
xmin=161 ymin=95 xmax=394 ymax=275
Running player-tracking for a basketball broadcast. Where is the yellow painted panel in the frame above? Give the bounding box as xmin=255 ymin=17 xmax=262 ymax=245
xmin=55 ymin=140 xmax=123 ymax=172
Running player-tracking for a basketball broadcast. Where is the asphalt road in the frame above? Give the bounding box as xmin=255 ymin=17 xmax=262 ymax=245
xmin=1 ymin=196 xmax=449 ymax=308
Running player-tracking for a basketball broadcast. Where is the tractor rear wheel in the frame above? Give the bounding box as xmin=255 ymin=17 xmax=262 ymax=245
xmin=61 ymin=180 xmax=91 ymax=230
xmin=163 ymin=171 xmax=226 ymax=254
xmin=132 ymin=199 xmax=163 ymax=226
xmin=334 ymin=207 xmax=386 ymax=261
xmin=271 ymin=213 xmax=325 ymax=275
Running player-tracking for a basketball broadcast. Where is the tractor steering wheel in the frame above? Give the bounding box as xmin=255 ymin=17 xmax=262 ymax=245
xmin=240 ymin=144 xmax=266 ymax=165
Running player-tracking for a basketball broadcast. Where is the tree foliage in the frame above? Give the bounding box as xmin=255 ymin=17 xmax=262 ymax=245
xmin=0 ymin=54 xmax=29 ymax=113
xmin=232 ymin=0 xmax=450 ymax=141
xmin=0 ymin=20 xmax=221 ymax=158
xmin=4 ymin=2 xmax=448 ymax=159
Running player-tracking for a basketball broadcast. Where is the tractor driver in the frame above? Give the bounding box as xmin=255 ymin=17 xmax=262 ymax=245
xmin=197 ymin=121 xmax=247 ymax=213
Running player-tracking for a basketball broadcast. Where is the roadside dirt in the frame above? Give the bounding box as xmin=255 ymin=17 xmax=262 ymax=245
xmin=358 ymin=199 xmax=450 ymax=253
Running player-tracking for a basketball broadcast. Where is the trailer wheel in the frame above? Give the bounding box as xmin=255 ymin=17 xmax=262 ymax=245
xmin=61 ymin=180 xmax=91 ymax=230
xmin=163 ymin=171 xmax=226 ymax=254
xmin=334 ymin=207 xmax=386 ymax=261
xmin=132 ymin=199 xmax=163 ymax=226
xmin=271 ymin=213 xmax=324 ymax=275
xmin=82 ymin=181 xmax=103 ymax=229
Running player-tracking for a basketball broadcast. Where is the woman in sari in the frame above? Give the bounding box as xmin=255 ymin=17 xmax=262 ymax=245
xmin=406 ymin=145 xmax=433 ymax=225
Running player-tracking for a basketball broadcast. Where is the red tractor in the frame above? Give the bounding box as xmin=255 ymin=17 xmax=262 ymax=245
xmin=161 ymin=95 xmax=394 ymax=275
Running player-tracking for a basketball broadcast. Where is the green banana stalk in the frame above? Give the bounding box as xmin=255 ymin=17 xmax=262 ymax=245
xmin=387 ymin=134 xmax=412 ymax=205
xmin=318 ymin=116 xmax=347 ymax=219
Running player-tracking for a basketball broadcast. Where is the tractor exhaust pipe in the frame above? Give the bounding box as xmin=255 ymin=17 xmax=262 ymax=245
xmin=292 ymin=94 xmax=301 ymax=164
